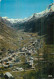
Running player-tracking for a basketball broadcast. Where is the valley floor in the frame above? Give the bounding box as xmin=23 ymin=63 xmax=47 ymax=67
xmin=0 ymin=31 xmax=54 ymax=79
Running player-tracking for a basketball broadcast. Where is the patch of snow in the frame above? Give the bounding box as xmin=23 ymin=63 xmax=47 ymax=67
xmin=2 ymin=3 xmax=54 ymax=24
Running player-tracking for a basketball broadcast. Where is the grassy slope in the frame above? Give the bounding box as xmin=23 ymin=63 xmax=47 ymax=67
xmin=0 ymin=22 xmax=18 ymax=50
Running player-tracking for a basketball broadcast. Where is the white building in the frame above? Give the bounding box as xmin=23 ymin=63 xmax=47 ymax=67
xmin=4 ymin=72 xmax=14 ymax=79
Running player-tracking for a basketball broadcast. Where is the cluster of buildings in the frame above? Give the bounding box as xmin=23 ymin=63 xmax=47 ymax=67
xmin=0 ymin=47 xmax=34 ymax=69
xmin=0 ymin=38 xmax=43 ymax=71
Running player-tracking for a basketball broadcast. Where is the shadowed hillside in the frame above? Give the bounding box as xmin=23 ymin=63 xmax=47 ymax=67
xmin=12 ymin=12 xmax=54 ymax=44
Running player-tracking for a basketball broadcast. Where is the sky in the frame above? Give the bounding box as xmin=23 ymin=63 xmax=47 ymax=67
xmin=0 ymin=0 xmax=53 ymax=19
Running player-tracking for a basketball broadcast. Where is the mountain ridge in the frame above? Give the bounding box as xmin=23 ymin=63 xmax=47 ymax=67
xmin=2 ymin=3 xmax=54 ymax=24
xmin=0 ymin=3 xmax=54 ymax=44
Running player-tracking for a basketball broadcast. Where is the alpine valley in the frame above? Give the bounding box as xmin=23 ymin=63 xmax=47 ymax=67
xmin=0 ymin=3 xmax=54 ymax=79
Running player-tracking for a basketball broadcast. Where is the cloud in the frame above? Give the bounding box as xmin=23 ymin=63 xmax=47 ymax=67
xmin=0 ymin=0 xmax=1 ymax=2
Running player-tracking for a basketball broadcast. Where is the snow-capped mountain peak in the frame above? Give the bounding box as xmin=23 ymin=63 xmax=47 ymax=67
xmin=2 ymin=17 xmax=26 ymax=24
xmin=2 ymin=3 xmax=54 ymax=24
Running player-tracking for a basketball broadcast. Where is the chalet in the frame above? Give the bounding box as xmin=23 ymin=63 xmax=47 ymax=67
xmin=16 ymin=67 xmax=24 ymax=71
xmin=27 ymin=57 xmax=34 ymax=67
xmin=48 ymin=75 xmax=53 ymax=79
xmin=4 ymin=72 xmax=14 ymax=79
xmin=3 ymin=64 xmax=9 ymax=68
xmin=19 ymin=52 xmax=25 ymax=56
